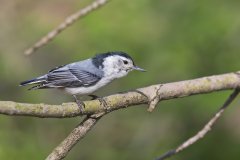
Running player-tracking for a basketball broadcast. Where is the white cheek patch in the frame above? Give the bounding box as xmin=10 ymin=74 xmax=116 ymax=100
xmin=102 ymin=55 xmax=131 ymax=79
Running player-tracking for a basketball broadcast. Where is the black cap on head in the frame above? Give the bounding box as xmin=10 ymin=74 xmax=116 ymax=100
xmin=92 ymin=51 xmax=134 ymax=68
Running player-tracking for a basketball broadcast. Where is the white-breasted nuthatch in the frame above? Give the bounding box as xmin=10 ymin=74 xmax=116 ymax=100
xmin=20 ymin=51 xmax=145 ymax=111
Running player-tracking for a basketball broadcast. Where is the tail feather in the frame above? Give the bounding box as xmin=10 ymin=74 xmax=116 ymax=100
xmin=28 ymin=84 xmax=49 ymax=90
xmin=20 ymin=76 xmax=46 ymax=86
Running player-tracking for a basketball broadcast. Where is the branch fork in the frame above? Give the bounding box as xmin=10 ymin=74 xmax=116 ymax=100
xmin=137 ymin=84 xmax=163 ymax=112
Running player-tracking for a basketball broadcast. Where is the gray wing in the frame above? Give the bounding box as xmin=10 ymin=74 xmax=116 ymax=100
xmin=43 ymin=62 xmax=102 ymax=88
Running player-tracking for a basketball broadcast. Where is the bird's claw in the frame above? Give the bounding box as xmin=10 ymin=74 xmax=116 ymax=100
xmin=76 ymin=99 xmax=85 ymax=113
xmin=73 ymin=95 xmax=85 ymax=114
xmin=89 ymin=95 xmax=108 ymax=111
xmin=98 ymin=98 xmax=108 ymax=111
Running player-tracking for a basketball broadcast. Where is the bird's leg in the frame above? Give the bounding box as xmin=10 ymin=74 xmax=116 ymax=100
xmin=88 ymin=94 xmax=108 ymax=111
xmin=73 ymin=95 xmax=85 ymax=113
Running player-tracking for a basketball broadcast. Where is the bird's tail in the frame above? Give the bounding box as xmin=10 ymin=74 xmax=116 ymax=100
xmin=20 ymin=76 xmax=46 ymax=87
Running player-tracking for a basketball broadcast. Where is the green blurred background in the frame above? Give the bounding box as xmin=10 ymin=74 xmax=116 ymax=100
xmin=0 ymin=0 xmax=240 ymax=159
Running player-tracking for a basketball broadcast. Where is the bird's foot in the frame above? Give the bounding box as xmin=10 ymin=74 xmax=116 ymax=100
xmin=89 ymin=95 xmax=108 ymax=111
xmin=73 ymin=95 xmax=85 ymax=114
xmin=76 ymin=99 xmax=85 ymax=113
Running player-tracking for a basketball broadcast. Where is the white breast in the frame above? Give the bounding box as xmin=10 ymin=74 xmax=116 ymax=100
xmin=63 ymin=77 xmax=112 ymax=95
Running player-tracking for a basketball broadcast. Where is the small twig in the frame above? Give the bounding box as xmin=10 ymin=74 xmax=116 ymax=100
xmin=24 ymin=0 xmax=109 ymax=55
xmin=46 ymin=112 xmax=105 ymax=160
xmin=156 ymin=89 xmax=239 ymax=160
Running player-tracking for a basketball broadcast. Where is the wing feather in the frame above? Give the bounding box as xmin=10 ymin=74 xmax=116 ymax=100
xmin=45 ymin=66 xmax=101 ymax=88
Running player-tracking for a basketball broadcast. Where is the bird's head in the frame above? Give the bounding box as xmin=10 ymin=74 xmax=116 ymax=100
xmin=92 ymin=51 xmax=146 ymax=79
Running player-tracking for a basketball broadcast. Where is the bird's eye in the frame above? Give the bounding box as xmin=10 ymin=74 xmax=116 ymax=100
xmin=123 ymin=60 xmax=128 ymax=65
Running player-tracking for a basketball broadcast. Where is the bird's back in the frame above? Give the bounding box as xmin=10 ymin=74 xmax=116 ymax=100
xmin=68 ymin=59 xmax=104 ymax=77
xmin=20 ymin=59 xmax=104 ymax=90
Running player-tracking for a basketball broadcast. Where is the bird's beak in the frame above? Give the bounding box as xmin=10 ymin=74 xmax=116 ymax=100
xmin=132 ymin=66 xmax=146 ymax=72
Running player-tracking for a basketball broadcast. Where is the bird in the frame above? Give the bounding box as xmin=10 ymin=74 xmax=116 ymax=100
xmin=20 ymin=51 xmax=146 ymax=112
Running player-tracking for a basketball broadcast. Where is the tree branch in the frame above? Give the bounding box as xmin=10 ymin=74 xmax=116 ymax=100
xmin=1 ymin=71 xmax=239 ymax=160
xmin=46 ymin=112 xmax=105 ymax=160
xmin=155 ymin=89 xmax=239 ymax=160
xmin=1 ymin=71 xmax=240 ymax=118
xmin=24 ymin=0 xmax=109 ymax=56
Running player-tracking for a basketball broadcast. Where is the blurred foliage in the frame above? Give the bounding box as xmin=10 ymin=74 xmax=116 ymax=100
xmin=0 ymin=0 xmax=240 ymax=160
